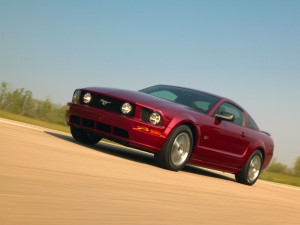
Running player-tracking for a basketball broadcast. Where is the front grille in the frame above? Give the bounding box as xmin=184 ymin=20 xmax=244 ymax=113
xmin=82 ymin=118 xmax=94 ymax=128
xmin=114 ymin=127 xmax=129 ymax=139
xmin=70 ymin=115 xmax=81 ymax=125
xmin=141 ymin=107 xmax=152 ymax=123
xmin=70 ymin=115 xmax=129 ymax=139
xmin=96 ymin=122 xmax=112 ymax=133
xmin=80 ymin=91 xmax=136 ymax=117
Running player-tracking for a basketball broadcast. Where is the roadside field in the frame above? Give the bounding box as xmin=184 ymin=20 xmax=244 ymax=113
xmin=0 ymin=110 xmax=69 ymax=133
xmin=260 ymin=171 xmax=300 ymax=187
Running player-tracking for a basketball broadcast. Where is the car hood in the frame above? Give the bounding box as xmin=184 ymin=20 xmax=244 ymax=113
xmin=82 ymin=87 xmax=192 ymax=112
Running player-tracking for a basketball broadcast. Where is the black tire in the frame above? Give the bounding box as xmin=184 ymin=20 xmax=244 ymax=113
xmin=70 ymin=126 xmax=102 ymax=145
xmin=155 ymin=125 xmax=193 ymax=171
xmin=235 ymin=150 xmax=263 ymax=186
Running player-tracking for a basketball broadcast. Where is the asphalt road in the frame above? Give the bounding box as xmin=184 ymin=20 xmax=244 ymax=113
xmin=0 ymin=118 xmax=299 ymax=225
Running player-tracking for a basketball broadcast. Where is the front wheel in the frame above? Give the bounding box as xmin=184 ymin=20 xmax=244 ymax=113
xmin=70 ymin=126 xmax=102 ymax=145
xmin=235 ymin=150 xmax=263 ymax=185
xmin=155 ymin=125 xmax=193 ymax=171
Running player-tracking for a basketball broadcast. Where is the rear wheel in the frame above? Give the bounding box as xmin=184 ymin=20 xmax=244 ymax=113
xmin=155 ymin=125 xmax=193 ymax=171
xmin=235 ymin=150 xmax=263 ymax=185
xmin=70 ymin=126 xmax=102 ymax=145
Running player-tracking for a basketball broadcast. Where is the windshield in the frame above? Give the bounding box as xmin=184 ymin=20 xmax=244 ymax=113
xmin=140 ymin=85 xmax=220 ymax=114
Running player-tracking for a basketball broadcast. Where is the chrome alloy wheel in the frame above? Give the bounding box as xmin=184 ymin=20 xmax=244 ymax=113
xmin=170 ymin=133 xmax=191 ymax=166
xmin=247 ymin=155 xmax=262 ymax=183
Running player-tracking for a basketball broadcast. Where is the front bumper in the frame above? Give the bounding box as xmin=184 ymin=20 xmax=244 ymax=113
xmin=66 ymin=103 xmax=167 ymax=153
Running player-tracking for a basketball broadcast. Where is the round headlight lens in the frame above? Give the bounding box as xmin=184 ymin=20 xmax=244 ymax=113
xmin=72 ymin=90 xmax=81 ymax=103
xmin=121 ymin=102 xmax=132 ymax=114
xmin=83 ymin=93 xmax=92 ymax=103
xmin=149 ymin=112 xmax=161 ymax=125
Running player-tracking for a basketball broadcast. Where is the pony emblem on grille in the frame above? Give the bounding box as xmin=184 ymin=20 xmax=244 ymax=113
xmin=100 ymin=99 xmax=111 ymax=106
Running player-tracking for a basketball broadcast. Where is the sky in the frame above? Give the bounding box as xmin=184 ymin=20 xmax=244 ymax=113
xmin=1 ymin=0 xmax=299 ymax=167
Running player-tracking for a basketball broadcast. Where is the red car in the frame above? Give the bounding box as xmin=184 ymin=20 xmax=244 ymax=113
xmin=66 ymin=85 xmax=274 ymax=185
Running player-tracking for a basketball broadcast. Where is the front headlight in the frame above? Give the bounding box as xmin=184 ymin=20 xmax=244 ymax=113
xmin=121 ymin=102 xmax=132 ymax=114
xmin=149 ymin=112 xmax=161 ymax=125
xmin=83 ymin=92 xmax=92 ymax=103
xmin=72 ymin=90 xmax=81 ymax=103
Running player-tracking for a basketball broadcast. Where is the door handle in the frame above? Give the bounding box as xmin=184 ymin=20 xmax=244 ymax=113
xmin=241 ymin=132 xmax=246 ymax=138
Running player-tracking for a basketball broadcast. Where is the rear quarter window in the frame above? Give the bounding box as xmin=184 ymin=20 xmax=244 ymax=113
xmin=249 ymin=116 xmax=259 ymax=130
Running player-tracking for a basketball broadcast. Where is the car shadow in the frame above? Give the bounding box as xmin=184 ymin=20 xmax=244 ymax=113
xmin=45 ymin=131 xmax=155 ymax=166
xmin=45 ymin=131 xmax=235 ymax=182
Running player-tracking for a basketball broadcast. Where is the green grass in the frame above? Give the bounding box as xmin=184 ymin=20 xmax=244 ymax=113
xmin=260 ymin=171 xmax=300 ymax=187
xmin=0 ymin=110 xmax=69 ymax=133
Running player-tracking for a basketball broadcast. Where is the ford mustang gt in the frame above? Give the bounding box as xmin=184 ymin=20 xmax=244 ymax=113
xmin=66 ymin=85 xmax=274 ymax=185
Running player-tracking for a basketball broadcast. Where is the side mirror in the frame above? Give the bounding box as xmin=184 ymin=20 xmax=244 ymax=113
xmin=215 ymin=112 xmax=235 ymax=122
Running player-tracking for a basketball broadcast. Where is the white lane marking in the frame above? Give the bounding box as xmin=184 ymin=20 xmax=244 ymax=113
xmin=0 ymin=119 xmax=44 ymax=131
xmin=260 ymin=180 xmax=300 ymax=191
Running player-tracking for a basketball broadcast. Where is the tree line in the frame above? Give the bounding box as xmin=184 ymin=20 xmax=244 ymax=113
xmin=266 ymin=157 xmax=300 ymax=177
xmin=0 ymin=82 xmax=67 ymax=125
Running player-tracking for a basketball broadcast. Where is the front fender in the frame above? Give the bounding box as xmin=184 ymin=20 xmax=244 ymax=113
xmin=164 ymin=114 xmax=201 ymax=147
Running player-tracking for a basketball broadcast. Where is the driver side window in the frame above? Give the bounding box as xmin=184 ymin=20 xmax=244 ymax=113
xmin=214 ymin=102 xmax=244 ymax=126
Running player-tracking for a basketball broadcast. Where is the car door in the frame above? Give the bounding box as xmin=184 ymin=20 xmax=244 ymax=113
xmin=198 ymin=102 xmax=251 ymax=167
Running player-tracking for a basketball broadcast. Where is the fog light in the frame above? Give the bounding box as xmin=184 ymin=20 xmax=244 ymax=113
xmin=121 ymin=102 xmax=132 ymax=114
xmin=149 ymin=112 xmax=161 ymax=125
xmin=83 ymin=93 xmax=92 ymax=103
